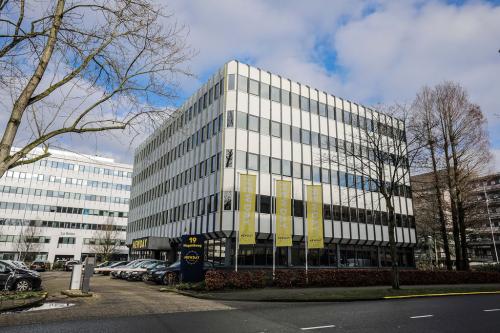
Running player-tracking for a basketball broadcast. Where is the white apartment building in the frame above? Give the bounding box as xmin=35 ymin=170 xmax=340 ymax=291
xmin=127 ymin=60 xmax=416 ymax=267
xmin=0 ymin=148 xmax=132 ymax=263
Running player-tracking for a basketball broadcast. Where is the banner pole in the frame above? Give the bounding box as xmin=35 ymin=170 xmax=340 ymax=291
xmin=304 ymin=182 xmax=308 ymax=285
xmin=272 ymin=178 xmax=276 ymax=280
xmin=235 ymin=172 xmax=240 ymax=273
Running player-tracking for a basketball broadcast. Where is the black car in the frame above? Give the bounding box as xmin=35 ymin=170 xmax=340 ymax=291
xmin=0 ymin=260 xmax=42 ymax=291
xmin=150 ymin=261 xmax=217 ymax=285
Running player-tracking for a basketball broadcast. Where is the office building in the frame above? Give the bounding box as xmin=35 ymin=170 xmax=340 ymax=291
xmin=127 ymin=60 xmax=416 ymax=267
xmin=0 ymin=148 xmax=132 ymax=263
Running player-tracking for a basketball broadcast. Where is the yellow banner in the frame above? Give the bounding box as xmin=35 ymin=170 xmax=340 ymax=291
xmin=275 ymin=180 xmax=292 ymax=247
xmin=307 ymin=185 xmax=324 ymax=249
xmin=239 ymin=174 xmax=256 ymax=245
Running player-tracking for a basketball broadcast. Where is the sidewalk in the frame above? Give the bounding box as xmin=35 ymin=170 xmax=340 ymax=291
xmin=177 ymin=284 xmax=500 ymax=302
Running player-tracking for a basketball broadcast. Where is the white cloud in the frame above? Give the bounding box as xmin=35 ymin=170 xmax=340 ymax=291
xmin=3 ymin=0 xmax=499 ymax=165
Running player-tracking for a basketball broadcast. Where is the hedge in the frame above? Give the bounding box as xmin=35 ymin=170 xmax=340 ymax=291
xmin=204 ymin=269 xmax=500 ymax=291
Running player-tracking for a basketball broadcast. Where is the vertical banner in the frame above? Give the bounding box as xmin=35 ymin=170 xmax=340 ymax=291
xmin=307 ymin=185 xmax=324 ymax=249
xmin=275 ymin=180 xmax=292 ymax=247
xmin=239 ymin=174 xmax=256 ymax=245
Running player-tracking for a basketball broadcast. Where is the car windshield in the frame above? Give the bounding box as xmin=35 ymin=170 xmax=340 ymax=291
xmin=169 ymin=261 xmax=180 ymax=268
xmin=110 ymin=262 xmax=127 ymax=267
xmin=129 ymin=260 xmax=148 ymax=268
xmin=11 ymin=261 xmax=25 ymax=269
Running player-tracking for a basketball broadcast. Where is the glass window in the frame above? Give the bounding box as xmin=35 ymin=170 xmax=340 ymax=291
xmin=282 ymin=160 xmax=292 ymax=177
xmin=237 ymin=112 xmax=247 ymax=129
xmin=249 ymin=79 xmax=259 ymax=96
xmin=301 ymin=129 xmax=311 ymax=145
xmin=260 ymin=118 xmax=270 ymax=136
xmin=271 ymin=121 xmax=281 ymax=137
xmin=260 ymin=195 xmax=271 ymax=214
xmin=282 ymin=124 xmax=291 ymax=141
xmin=336 ymin=108 xmax=343 ymax=122
xmin=311 ymin=132 xmax=319 ymax=147
xmin=260 ymin=155 xmax=270 ymax=173
xmin=344 ymin=110 xmax=351 ymax=125
xmin=227 ymin=110 xmax=234 ymax=127
xmin=313 ymin=167 xmax=321 ymax=182
xmin=319 ymin=103 xmax=327 ymax=117
xmin=300 ymin=96 xmax=309 ymax=112
xmin=293 ymin=200 xmax=304 ymax=217
xmin=310 ymin=100 xmax=318 ymax=114
xmin=248 ymin=115 xmax=259 ymax=132
xmin=321 ymin=168 xmax=330 ymax=184
xmin=271 ymin=158 xmax=281 ymax=175
xmin=238 ymin=75 xmax=248 ymax=93
xmin=302 ymin=165 xmax=311 ymax=180
xmin=291 ymin=93 xmax=300 ymax=109
xmin=282 ymin=90 xmax=290 ymax=106
xmin=260 ymin=82 xmax=270 ymax=99
xmin=228 ymin=74 xmax=235 ymax=90
xmin=247 ymin=153 xmax=259 ymax=171
xmin=271 ymin=86 xmax=280 ymax=102
xmin=293 ymin=162 xmax=301 ymax=178
xmin=327 ymin=105 xmax=335 ymax=119
xmin=292 ymin=127 xmax=301 ymax=143
xmin=320 ymin=134 xmax=329 ymax=149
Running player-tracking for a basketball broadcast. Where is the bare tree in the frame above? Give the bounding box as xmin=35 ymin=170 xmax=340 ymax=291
xmin=409 ymin=82 xmax=491 ymax=271
xmin=326 ymin=105 xmax=420 ymax=289
xmin=90 ymin=217 xmax=121 ymax=262
xmin=16 ymin=223 xmax=41 ymax=262
xmin=0 ymin=0 xmax=192 ymax=177
xmin=410 ymin=87 xmax=453 ymax=270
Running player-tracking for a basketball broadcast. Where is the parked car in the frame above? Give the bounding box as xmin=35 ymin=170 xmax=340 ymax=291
xmin=110 ymin=259 xmax=148 ymax=279
xmin=0 ymin=260 xmax=42 ymax=291
xmin=64 ymin=260 xmax=81 ymax=271
xmin=127 ymin=260 xmax=168 ymax=282
xmin=121 ymin=260 xmax=160 ymax=280
xmin=150 ymin=261 xmax=217 ymax=285
xmin=144 ymin=261 xmax=171 ymax=283
xmin=30 ymin=260 xmax=49 ymax=272
xmin=3 ymin=260 xmax=29 ymax=270
xmin=95 ymin=261 xmax=128 ymax=275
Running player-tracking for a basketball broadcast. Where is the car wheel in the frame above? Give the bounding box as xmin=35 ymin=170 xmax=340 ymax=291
xmin=142 ymin=274 xmax=148 ymax=282
xmin=15 ymin=279 xmax=32 ymax=292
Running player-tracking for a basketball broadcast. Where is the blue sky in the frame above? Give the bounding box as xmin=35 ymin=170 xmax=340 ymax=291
xmin=153 ymin=0 xmax=499 ymax=172
xmin=5 ymin=0 xmax=496 ymax=170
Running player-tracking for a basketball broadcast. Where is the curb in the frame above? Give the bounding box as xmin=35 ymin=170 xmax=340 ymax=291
xmin=170 ymin=289 xmax=500 ymax=303
xmin=384 ymin=290 xmax=500 ymax=299
xmin=61 ymin=290 xmax=94 ymax=298
xmin=0 ymin=292 xmax=48 ymax=312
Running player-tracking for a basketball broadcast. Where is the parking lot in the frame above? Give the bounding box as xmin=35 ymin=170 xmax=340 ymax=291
xmin=0 ymin=271 xmax=231 ymax=327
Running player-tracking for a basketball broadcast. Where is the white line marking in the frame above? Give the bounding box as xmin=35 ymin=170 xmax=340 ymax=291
xmin=301 ymin=324 xmax=336 ymax=330
xmin=484 ymin=309 xmax=500 ymax=312
xmin=410 ymin=315 xmax=434 ymax=319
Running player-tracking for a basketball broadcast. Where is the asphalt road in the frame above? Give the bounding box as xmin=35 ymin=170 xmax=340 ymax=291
xmin=3 ymin=294 xmax=500 ymax=333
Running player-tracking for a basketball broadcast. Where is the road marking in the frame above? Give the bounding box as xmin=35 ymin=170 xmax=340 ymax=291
xmin=301 ymin=324 xmax=336 ymax=330
xmin=483 ymin=309 xmax=500 ymax=312
xmin=410 ymin=315 xmax=434 ymax=319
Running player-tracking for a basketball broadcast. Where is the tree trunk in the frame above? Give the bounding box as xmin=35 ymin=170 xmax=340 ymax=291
xmin=426 ymin=128 xmax=452 ymax=270
xmin=440 ymin=116 xmax=463 ymax=270
xmin=448 ymin=124 xmax=470 ymax=271
xmin=386 ymin=198 xmax=400 ymax=289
